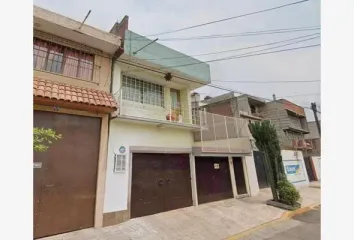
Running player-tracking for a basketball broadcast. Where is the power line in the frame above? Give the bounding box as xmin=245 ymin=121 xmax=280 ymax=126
xmin=116 ymin=57 xmax=319 ymax=112
xmin=212 ymin=80 xmax=320 ymax=84
xmin=157 ymin=39 xmax=320 ymax=70
xmin=143 ymin=0 xmax=311 ymax=37
xmin=123 ymin=37 xmax=320 ymax=76
xmin=281 ymin=93 xmax=320 ymax=97
xmin=131 ymin=26 xmax=320 ymax=41
xmin=144 ymin=27 xmax=321 ymax=41
xmin=138 ymin=33 xmax=320 ymax=61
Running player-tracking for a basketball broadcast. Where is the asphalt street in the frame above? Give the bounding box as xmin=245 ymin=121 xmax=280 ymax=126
xmin=239 ymin=206 xmax=321 ymax=240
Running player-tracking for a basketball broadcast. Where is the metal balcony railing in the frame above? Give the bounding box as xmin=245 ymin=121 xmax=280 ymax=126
xmin=113 ymin=87 xmax=199 ymax=125
xmin=193 ymin=111 xmax=253 ymax=153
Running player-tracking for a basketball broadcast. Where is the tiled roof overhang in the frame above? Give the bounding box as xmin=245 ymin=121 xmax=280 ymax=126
xmin=33 ymin=78 xmax=118 ymax=114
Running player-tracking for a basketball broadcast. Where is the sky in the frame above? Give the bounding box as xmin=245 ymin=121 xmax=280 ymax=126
xmin=33 ymin=0 xmax=321 ymax=120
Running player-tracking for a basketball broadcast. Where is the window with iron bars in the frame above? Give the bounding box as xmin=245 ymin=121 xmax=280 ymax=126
xmin=33 ymin=38 xmax=94 ymax=81
xmin=122 ymin=75 xmax=164 ymax=107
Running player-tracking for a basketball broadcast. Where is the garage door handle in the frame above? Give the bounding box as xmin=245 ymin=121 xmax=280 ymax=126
xmin=44 ymin=184 xmax=55 ymax=188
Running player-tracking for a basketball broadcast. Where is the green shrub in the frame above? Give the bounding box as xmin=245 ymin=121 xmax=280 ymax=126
xmin=277 ymin=180 xmax=300 ymax=206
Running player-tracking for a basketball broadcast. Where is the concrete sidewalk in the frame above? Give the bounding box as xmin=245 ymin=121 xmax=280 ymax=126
xmin=41 ymin=187 xmax=320 ymax=240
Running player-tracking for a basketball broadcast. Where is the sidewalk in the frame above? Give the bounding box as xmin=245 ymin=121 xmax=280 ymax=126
xmin=41 ymin=187 xmax=320 ymax=240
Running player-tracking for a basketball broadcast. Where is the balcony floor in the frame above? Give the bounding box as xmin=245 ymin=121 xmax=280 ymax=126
xmin=112 ymin=114 xmax=201 ymax=130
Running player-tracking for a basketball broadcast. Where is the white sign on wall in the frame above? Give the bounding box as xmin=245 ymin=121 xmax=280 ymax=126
xmin=283 ymin=160 xmax=307 ymax=184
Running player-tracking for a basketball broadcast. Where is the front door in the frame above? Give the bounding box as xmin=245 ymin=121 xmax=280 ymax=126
xmin=33 ymin=111 xmax=101 ymax=239
xmin=233 ymin=157 xmax=248 ymax=195
xmin=195 ymin=157 xmax=233 ymax=204
xmin=131 ymin=153 xmax=192 ymax=218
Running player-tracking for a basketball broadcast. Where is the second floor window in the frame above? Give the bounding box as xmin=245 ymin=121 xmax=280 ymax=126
xmin=33 ymin=38 xmax=94 ymax=81
xmin=122 ymin=75 xmax=164 ymax=107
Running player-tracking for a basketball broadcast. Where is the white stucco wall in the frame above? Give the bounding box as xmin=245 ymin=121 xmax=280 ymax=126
xmin=244 ymin=155 xmax=260 ymax=196
xmin=311 ymin=156 xmax=321 ymax=181
xmin=281 ymin=150 xmax=309 ymax=188
xmin=103 ymin=120 xmax=194 ymax=213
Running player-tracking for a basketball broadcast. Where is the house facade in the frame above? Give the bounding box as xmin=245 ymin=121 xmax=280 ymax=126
xmin=102 ymin=18 xmax=259 ymax=227
xmin=196 ymin=92 xmax=266 ymax=123
xmin=192 ymin=93 xmax=270 ymax=189
xmin=258 ymin=99 xmax=311 ymax=187
xmin=33 ymin=6 xmax=121 ymax=238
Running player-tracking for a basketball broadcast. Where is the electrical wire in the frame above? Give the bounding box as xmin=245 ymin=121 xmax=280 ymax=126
xmin=123 ymin=38 xmax=320 ymax=75
xmin=131 ymin=26 xmax=320 ymax=41
xmin=281 ymin=93 xmax=320 ymax=97
xmin=137 ymin=32 xmax=320 ymax=61
xmin=142 ymin=0 xmax=311 ymax=37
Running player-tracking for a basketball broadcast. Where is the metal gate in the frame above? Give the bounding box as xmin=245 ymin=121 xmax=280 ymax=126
xmin=233 ymin=157 xmax=248 ymax=195
xmin=195 ymin=156 xmax=233 ymax=204
xmin=131 ymin=153 xmax=193 ymax=218
xmin=253 ymin=151 xmax=269 ymax=189
xmin=33 ymin=111 xmax=101 ymax=239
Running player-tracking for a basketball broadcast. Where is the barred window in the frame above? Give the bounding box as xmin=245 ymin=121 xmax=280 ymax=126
xmin=122 ymin=75 xmax=164 ymax=107
xmin=33 ymin=38 xmax=94 ymax=81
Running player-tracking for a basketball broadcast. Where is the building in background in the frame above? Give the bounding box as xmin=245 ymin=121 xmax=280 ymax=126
xmin=305 ymin=121 xmax=321 ymax=156
xmin=304 ymin=121 xmax=321 ymax=181
xmin=103 ymin=17 xmax=260 ymax=227
xmin=33 ymin=6 xmax=121 ymax=238
xmin=197 ymin=92 xmax=266 ymax=124
xmin=258 ymin=99 xmax=311 ymax=187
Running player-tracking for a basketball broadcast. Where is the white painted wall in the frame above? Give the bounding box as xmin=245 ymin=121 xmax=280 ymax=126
xmin=103 ymin=120 xmax=194 ymax=213
xmin=311 ymin=156 xmax=321 ymax=181
xmin=113 ymin=62 xmax=193 ymax=124
xmin=244 ymin=155 xmax=260 ymax=196
xmin=281 ymin=150 xmax=309 ymax=188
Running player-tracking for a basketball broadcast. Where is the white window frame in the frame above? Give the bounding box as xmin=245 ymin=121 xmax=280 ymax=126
xmin=121 ymin=74 xmax=165 ymax=107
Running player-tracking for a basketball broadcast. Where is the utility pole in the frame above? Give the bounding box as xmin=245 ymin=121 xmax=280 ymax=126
xmin=311 ymin=102 xmax=321 ymax=137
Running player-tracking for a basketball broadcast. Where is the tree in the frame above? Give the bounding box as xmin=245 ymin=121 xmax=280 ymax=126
xmin=249 ymin=120 xmax=286 ymax=201
xmin=33 ymin=127 xmax=62 ymax=152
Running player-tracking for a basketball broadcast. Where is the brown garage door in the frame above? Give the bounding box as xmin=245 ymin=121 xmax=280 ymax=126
xmin=33 ymin=110 xmax=101 ymax=239
xmin=131 ymin=153 xmax=192 ymax=218
xmin=195 ymin=156 xmax=233 ymax=204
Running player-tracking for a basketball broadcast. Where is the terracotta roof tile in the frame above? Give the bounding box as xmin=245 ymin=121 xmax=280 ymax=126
xmin=33 ymin=77 xmax=118 ymax=110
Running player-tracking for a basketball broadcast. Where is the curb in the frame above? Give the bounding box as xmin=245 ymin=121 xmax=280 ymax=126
xmin=224 ymin=203 xmax=320 ymax=240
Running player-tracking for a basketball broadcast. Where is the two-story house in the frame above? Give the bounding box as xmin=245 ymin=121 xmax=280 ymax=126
xmin=192 ymin=92 xmax=270 ymax=189
xmin=197 ymin=92 xmax=266 ymax=123
xmin=33 ymin=6 xmax=121 ymax=238
xmin=258 ymin=99 xmax=310 ymax=150
xmin=102 ymin=17 xmax=260 ymax=227
xmin=258 ymin=99 xmax=312 ymax=186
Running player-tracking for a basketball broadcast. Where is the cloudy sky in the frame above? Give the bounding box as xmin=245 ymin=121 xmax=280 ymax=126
xmin=34 ymin=0 xmax=321 ymax=120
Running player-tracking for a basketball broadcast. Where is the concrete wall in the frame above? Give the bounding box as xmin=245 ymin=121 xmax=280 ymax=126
xmin=237 ymin=95 xmax=251 ymax=115
xmin=244 ymin=155 xmax=260 ymax=196
xmin=311 ymin=156 xmax=321 ymax=181
xmin=259 ymin=102 xmax=289 ymax=140
xmin=281 ymin=150 xmax=309 ymax=188
xmin=104 ymin=120 xmax=194 ymax=213
xmin=306 ymin=121 xmax=321 ymax=139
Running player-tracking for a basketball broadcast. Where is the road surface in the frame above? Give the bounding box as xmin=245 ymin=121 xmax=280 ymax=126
xmin=239 ymin=206 xmax=321 ymax=240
